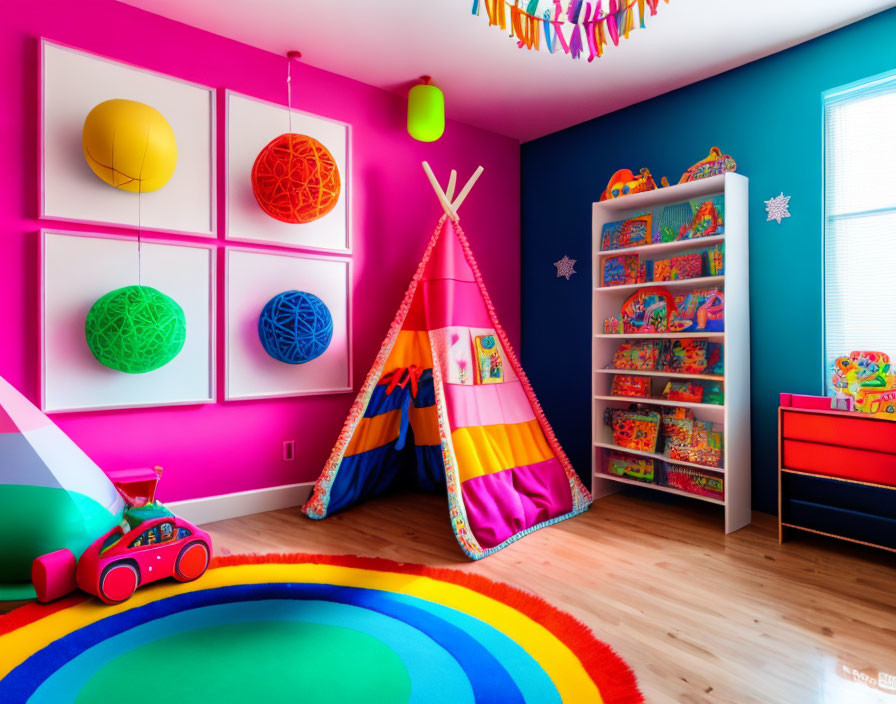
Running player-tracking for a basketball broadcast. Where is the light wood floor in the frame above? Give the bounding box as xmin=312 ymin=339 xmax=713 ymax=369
xmin=4 ymin=492 xmax=894 ymax=702
xmin=203 ymin=491 xmax=896 ymax=704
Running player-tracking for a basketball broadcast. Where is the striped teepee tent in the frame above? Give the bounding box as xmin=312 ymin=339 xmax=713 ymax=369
xmin=0 ymin=376 xmax=124 ymax=598
xmin=303 ymin=165 xmax=592 ymax=559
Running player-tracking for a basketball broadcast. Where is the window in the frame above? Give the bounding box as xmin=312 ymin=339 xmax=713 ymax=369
xmin=824 ymin=71 xmax=896 ymax=392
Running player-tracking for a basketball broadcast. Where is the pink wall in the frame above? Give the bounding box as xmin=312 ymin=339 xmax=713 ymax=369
xmin=0 ymin=0 xmax=521 ymax=502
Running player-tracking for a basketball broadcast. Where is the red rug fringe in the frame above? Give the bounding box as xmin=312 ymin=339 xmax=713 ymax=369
xmin=1 ymin=553 xmax=644 ymax=704
xmin=211 ymin=553 xmax=645 ymax=704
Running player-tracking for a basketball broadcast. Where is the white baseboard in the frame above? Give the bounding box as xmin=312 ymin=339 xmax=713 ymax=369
xmin=166 ymin=482 xmax=315 ymax=526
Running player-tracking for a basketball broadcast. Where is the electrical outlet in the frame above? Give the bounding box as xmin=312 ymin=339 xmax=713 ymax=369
xmin=282 ymin=440 xmax=295 ymax=462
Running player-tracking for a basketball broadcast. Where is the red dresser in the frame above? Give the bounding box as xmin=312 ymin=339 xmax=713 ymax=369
xmin=779 ymin=393 xmax=896 ymax=553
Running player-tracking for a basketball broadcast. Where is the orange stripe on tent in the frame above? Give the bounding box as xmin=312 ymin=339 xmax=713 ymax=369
xmin=451 ymin=419 xmax=553 ymax=482
xmin=385 ymin=330 xmax=433 ymax=370
xmin=409 ymin=405 xmax=441 ymax=446
xmin=345 ymin=411 xmax=400 ymax=456
xmin=345 ymin=406 xmax=440 ymax=457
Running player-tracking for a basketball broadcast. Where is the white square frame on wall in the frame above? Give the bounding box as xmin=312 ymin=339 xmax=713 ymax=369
xmin=225 ymin=90 xmax=351 ymax=253
xmin=40 ymin=230 xmax=216 ymax=413
xmin=40 ymin=39 xmax=216 ymax=237
xmin=225 ymin=248 xmax=352 ymax=400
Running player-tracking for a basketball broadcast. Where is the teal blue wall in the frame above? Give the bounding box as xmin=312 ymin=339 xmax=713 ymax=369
xmin=521 ymin=9 xmax=896 ymax=514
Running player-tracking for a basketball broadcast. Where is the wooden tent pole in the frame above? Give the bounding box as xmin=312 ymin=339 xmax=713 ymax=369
xmin=422 ymin=161 xmax=457 ymax=220
xmin=451 ymin=166 xmax=484 ymax=212
xmin=446 ymin=169 xmax=457 ymax=201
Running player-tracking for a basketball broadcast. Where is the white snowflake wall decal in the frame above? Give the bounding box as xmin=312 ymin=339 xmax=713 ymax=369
xmin=765 ymin=192 xmax=791 ymax=224
xmin=554 ymin=255 xmax=577 ymax=280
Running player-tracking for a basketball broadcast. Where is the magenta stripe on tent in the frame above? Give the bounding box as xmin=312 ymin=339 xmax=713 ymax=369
xmin=422 ymin=279 xmax=492 ymax=330
xmin=443 ymin=380 xmax=536 ymax=429
xmin=460 ymin=458 xmax=573 ymax=549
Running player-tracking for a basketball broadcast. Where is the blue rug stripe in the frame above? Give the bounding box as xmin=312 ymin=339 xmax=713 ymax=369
xmin=0 ymin=583 xmax=525 ymax=704
xmin=29 ymin=599 xmax=473 ymax=704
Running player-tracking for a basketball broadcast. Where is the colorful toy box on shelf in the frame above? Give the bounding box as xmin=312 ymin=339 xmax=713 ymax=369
xmin=611 ymin=374 xmax=651 ymax=398
xmin=657 ymin=196 xmax=725 ymax=243
xmin=662 ymin=464 xmax=724 ymax=499
xmin=673 ymin=288 xmax=724 ymax=332
xmin=680 ymin=198 xmax=724 ymax=240
xmin=601 ymin=213 xmax=654 ymax=250
xmin=830 ymin=350 xmax=896 ymax=419
xmin=613 ymin=287 xmax=724 ymax=335
xmin=605 ymin=407 xmax=661 ymax=452
xmin=661 ymin=380 xmax=704 ymax=404
xmin=649 ymin=252 xmax=702 ymax=282
xmin=661 ymin=406 xmax=695 ymax=448
xmin=609 ymin=339 xmax=724 ymax=377
xmin=611 ymin=339 xmax=662 ymax=370
xmin=668 ymin=420 xmax=724 ymax=468
xmin=662 ymin=339 xmax=724 ymax=375
xmin=602 ymin=254 xmax=646 ymax=287
xmin=607 ymin=451 xmax=655 ymax=483
xmin=617 ymin=287 xmax=676 ymax=333
xmin=705 ymin=243 xmax=725 ymax=276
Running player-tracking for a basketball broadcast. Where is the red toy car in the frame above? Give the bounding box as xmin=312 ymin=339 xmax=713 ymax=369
xmin=76 ymin=505 xmax=211 ymax=604
xmin=33 ymin=467 xmax=212 ymax=605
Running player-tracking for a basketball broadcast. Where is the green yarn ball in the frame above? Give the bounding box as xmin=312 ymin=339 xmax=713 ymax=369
xmin=85 ymin=285 xmax=187 ymax=374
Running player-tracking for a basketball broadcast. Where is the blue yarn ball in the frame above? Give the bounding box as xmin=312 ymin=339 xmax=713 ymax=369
xmin=258 ymin=291 xmax=334 ymax=364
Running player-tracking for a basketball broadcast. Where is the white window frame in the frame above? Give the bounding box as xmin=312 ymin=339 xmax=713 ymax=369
xmin=822 ymin=68 xmax=896 ymax=393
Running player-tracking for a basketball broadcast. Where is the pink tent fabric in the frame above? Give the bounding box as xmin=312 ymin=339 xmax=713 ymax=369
xmin=303 ymin=216 xmax=592 ymax=559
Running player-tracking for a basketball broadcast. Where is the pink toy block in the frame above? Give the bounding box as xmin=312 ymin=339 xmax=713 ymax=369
xmin=33 ymin=548 xmax=77 ymax=603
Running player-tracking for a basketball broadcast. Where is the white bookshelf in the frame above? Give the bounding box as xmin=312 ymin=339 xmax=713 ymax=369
xmin=591 ymin=173 xmax=751 ymax=533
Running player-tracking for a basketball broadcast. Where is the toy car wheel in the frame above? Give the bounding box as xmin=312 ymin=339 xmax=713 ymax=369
xmin=174 ymin=541 xmax=210 ymax=582
xmin=99 ymin=562 xmax=139 ymax=604
xmin=887 ymin=404 xmax=895 ymax=414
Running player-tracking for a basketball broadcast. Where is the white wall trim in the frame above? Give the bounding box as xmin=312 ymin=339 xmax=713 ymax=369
xmin=166 ymin=482 xmax=314 ymax=526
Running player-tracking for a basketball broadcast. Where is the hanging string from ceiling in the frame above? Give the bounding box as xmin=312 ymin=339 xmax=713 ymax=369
xmin=471 ymin=0 xmax=670 ymax=61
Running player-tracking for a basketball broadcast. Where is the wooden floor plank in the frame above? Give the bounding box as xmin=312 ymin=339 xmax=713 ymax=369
xmin=4 ymin=492 xmax=895 ymax=703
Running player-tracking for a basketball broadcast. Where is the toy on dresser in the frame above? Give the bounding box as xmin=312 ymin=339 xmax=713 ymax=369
xmin=831 ymin=350 xmax=896 ymax=418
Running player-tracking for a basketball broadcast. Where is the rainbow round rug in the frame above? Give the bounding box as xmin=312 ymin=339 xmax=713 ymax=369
xmin=0 ymin=554 xmax=642 ymax=704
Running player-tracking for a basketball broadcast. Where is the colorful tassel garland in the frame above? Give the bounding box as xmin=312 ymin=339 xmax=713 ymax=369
xmin=474 ymin=0 xmax=669 ymax=61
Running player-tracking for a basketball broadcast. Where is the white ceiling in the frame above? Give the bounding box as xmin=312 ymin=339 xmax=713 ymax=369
xmin=119 ymin=0 xmax=896 ymax=142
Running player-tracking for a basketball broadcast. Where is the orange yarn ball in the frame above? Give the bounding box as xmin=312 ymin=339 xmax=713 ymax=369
xmin=251 ymin=133 xmax=341 ymax=224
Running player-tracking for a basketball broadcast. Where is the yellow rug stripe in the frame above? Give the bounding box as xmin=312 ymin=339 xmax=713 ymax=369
xmin=0 ymin=563 xmax=602 ymax=704
xmin=451 ymin=419 xmax=554 ymax=481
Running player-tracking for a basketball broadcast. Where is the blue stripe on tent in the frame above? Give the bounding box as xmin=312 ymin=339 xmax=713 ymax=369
xmin=1 ymin=583 xmax=525 ymax=704
xmin=364 ymin=369 xmax=437 ymax=418
xmin=327 ymin=443 xmax=406 ymax=514
xmin=327 ymin=444 xmax=446 ymax=515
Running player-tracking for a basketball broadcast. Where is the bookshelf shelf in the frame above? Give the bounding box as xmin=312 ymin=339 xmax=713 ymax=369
xmin=595 ymin=275 xmax=724 ymax=294
xmin=591 ymin=173 xmax=751 ymax=534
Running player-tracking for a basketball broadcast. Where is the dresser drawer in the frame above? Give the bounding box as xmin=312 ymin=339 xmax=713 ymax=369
xmin=781 ymin=410 xmax=896 ymax=454
xmin=782 ymin=499 xmax=896 ymax=549
xmin=782 ymin=472 xmax=896 ymax=520
xmin=782 ymin=439 xmax=896 ymax=487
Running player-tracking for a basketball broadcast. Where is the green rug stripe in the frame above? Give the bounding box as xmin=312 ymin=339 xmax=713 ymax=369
xmin=75 ymin=621 xmax=411 ymax=704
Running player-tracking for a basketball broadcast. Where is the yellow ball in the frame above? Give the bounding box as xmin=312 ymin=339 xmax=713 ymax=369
xmin=82 ymin=99 xmax=177 ymax=193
